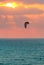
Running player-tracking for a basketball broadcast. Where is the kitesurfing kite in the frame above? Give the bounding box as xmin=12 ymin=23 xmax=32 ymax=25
xmin=24 ymin=22 xmax=29 ymax=29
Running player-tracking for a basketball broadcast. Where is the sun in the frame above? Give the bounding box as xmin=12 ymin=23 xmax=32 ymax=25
xmin=5 ymin=2 xmax=18 ymax=8
xmin=6 ymin=3 xmax=12 ymax=7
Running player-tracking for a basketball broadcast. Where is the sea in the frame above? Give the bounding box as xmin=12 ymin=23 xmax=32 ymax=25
xmin=0 ymin=39 xmax=44 ymax=65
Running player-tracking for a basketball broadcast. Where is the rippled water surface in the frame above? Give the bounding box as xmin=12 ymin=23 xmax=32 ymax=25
xmin=0 ymin=39 xmax=44 ymax=65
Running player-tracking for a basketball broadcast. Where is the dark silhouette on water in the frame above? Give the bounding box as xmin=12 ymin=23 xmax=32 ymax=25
xmin=24 ymin=22 xmax=29 ymax=29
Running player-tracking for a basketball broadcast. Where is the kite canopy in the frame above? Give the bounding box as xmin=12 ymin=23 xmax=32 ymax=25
xmin=24 ymin=22 xmax=29 ymax=28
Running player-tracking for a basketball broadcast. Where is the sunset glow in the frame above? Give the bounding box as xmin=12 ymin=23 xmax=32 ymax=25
xmin=0 ymin=0 xmax=44 ymax=38
xmin=0 ymin=2 xmax=44 ymax=11
xmin=5 ymin=2 xmax=18 ymax=8
xmin=6 ymin=3 xmax=14 ymax=8
xmin=24 ymin=4 xmax=44 ymax=11
xmin=0 ymin=2 xmax=18 ymax=8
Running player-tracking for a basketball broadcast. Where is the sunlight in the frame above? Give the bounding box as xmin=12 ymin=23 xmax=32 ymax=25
xmin=5 ymin=2 xmax=18 ymax=8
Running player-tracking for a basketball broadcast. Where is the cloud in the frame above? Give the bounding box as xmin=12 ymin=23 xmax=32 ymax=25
xmin=16 ymin=8 xmax=44 ymax=15
xmin=0 ymin=13 xmax=44 ymax=38
xmin=14 ymin=15 xmax=30 ymax=28
xmin=0 ymin=0 xmax=44 ymax=4
xmin=0 ymin=14 xmax=44 ymax=29
xmin=0 ymin=6 xmax=44 ymax=15
xmin=31 ymin=14 xmax=44 ymax=30
xmin=0 ymin=15 xmax=15 ymax=29
xmin=14 ymin=0 xmax=44 ymax=4
xmin=0 ymin=0 xmax=44 ymax=38
xmin=0 ymin=15 xmax=30 ymax=29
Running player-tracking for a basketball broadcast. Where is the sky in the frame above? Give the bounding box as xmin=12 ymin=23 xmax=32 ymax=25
xmin=0 ymin=0 xmax=44 ymax=38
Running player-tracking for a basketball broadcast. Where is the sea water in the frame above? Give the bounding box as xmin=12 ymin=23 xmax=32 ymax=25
xmin=0 ymin=39 xmax=44 ymax=65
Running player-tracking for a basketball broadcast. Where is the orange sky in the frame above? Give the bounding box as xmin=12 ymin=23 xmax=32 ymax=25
xmin=0 ymin=0 xmax=44 ymax=38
